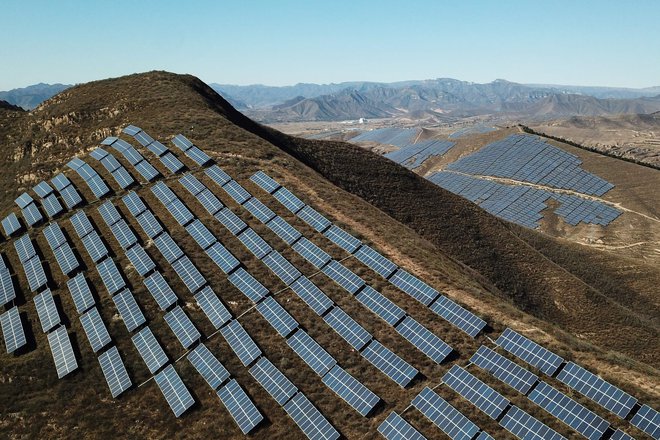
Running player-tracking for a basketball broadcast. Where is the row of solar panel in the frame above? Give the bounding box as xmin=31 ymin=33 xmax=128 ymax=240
xmin=384 ymin=139 xmax=455 ymax=169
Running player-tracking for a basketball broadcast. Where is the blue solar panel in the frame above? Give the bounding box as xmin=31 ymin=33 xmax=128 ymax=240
xmin=262 ymin=251 xmax=302 ymax=285
xmin=389 ymin=269 xmax=439 ymax=306
xmin=630 ymin=404 xmax=660 ymax=439
xmin=323 ymin=306 xmax=372 ymax=350
xmin=34 ymin=289 xmax=60 ymax=333
xmin=355 ymin=286 xmax=405 ymax=326
xmin=151 ymin=181 xmax=177 ymax=205
xmin=298 ymin=205 xmax=332 ymax=232
xmin=256 ymin=296 xmax=299 ymax=337
xmin=135 ymin=210 xmax=163 ymax=239
xmin=205 ymin=165 xmax=232 ymax=186
xmin=98 ymin=346 xmax=132 ymax=398
xmin=228 ymin=268 xmax=269 ymax=302
xmin=160 ymin=152 xmax=185 ymax=173
xmin=395 ymin=316 xmax=453 ymax=363
xmin=222 ymin=180 xmax=251 ymax=205
xmin=70 ymin=211 xmax=94 ymax=238
xmin=442 ymin=365 xmax=510 ymax=419
xmin=195 ymin=188 xmax=224 ymax=215
xmin=22 ymin=203 xmax=43 ymax=226
xmin=81 ymin=231 xmax=108 ymax=263
xmin=287 ymin=329 xmax=336 ymax=376
xmin=125 ymin=245 xmax=156 ymax=277
xmin=15 ymin=234 xmax=37 ymax=263
xmin=143 ymin=271 xmax=178 ymax=311
xmin=354 ymin=245 xmax=398 ymax=278
xmin=47 ymin=325 xmax=78 ymax=378
xmin=290 ymin=276 xmax=334 ymax=315
xmin=324 ymin=225 xmax=362 ymax=254
xmin=238 ymin=228 xmax=272 ymax=259
xmin=109 ymin=219 xmax=138 ymax=250
xmin=164 ymin=306 xmax=201 ymax=349
xmin=2 ymin=213 xmax=22 ymax=237
xmin=610 ymin=429 xmax=634 ymax=440
xmin=1 ymin=307 xmax=26 ymax=353
xmin=58 ymin=185 xmax=83 ymax=210
xmin=97 ymin=258 xmax=125 ymax=295
xmin=429 ymin=295 xmax=486 ymax=338
xmin=52 ymin=243 xmax=79 ymax=275
xmin=469 ymin=345 xmax=538 ymax=394
xmin=250 ymin=171 xmax=281 ymax=194
xmin=171 ymin=256 xmax=206 ymax=293
xmin=79 ymin=307 xmax=111 ymax=353
xmin=43 ymin=222 xmax=66 ymax=249
xmin=496 ymin=328 xmax=564 ymax=376
xmin=361 ymin=340 xmax=418 ymax=388
xmin=322 ymin=260 xmax=365 ymax=294
xmin=206 ymin=242 xmax=240 ymax=274
xmin=33 ymin=181 xmax=54 ymax=198
xmin=15 ymin=192 xmax=34 ymax=209
xmin=154 ymin=365 xmax=195 ymax=418
xmin=186 ymin=219 xmax=216 ymax=250
xmin=41 ymin=194 xmax=64 ymax=218
xmin=292 ymin=237 xmax=332 ymax=269
xmin=172 ymin=134 xmax=194 ymax=151
xmin=194 ymin=286 xmax=232 ymax=329
xmin=221 ymin=320 xmax=262 ymax=367
xmin=153 ymin=232 xmax=183 ymax=263
xmin=98 ymin=201 xmax=121 ymax=225
xmin=132 ymin=326 xmax=168 ymax=374
xmin=249 ymin=356 xmax=298 ymax=405
xmin=122 ymin=191 xmax=147 ymax=217
xmin=113 ymin=289 xmax=146 ymax=332
xmin=412 ymin=387 xmax=480 ymax=440
xmin=185 ymin=146 xmax=212 ymax=166
xmin=378 ymin=412 xmax=427 ymax=440
xmin=51 ymin=173 xmax=72 ymax=191
xmin=23 ymin=255 xmax=47 ymax=292
xmin=322 ymin=365 xmax=380 ymax=417
xmin=147 ymin=140 xmax=169 ymax=157
xmin=166 ymin=198 xmax=194 ymax=226
xmin=500 ymin=405 xmax=566 ymax=440
xmin=284 ymin=392 xmax=340 ymax=440
xmin=0 ymin=268 xmax=16 ymax=306
xmin=214 ymin=207 xmax=248 ymax=235
xmin=179 ymin=174 xmax=205 ymax=196
xmin=273 ymin=187 xmax=306 ymax=214
xmin=266 ymin=216 xmax=302 ymax=245
xmin=217 ymin=379 xmax=264 ymax=434
xmin=244 ymin=197 xmax=276 ymax=223
xmin=187 ymin=343 xmax=230 ymax=390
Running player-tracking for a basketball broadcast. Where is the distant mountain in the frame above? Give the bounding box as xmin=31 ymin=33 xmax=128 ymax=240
xmin=0 ymin=83 xmax=71 ymax=110
xmin=525 ymin=83 xmax=660 ymax=99
xmin=0 ymin=99 xmax=25 ymax=112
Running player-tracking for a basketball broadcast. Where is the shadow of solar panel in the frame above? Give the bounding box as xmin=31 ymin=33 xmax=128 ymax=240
xmin=470 ymin=346 xmax=538 ymax=394
xmin=43 ymin=223 xmax=66 ymax=250
xmin=125 ymin=245 xmax=156 ymax=277
xmin=529 ymin=381 xmax=609 ymax=440
xmin=496 ymin=328 xmax=564 ymax=376
xmin=630 ymin=404 xmax=660 ymax=439
xmin=206 ymin=165 xmax=232 ymax=186
xmin=500 ymin=405 xmax=566 ymax=440
xmin=98 ymin=346 xmax=131 ymax=398
xmin=22 ymin=203 xmax=43 ymax=226
xmin=217 ymin=379 xmax=264 ymax=434
xmin=355 ymin=286 xmax=405 ymax=326
xmin=67 ymin=273 xmax=94 ymax=314
xmin=152 ymin=181 xmax=177 ymax=205
xmin=58 ymin=185 xmax=82 ymax=210
xmin=238 ymin=228 xmax=272 ymax=259
xmin=155 ymin=365 xmax=195 ymax=418
xmin=256 ymin=296 xmax=299 ymax=338
xmin=395 ymin=316 xmax=452 ymax=363
xmin=80 ymin=307 xmax=111 ymax=353
xmin=166 ymin=198 xmax=194 ymax=226
xmin=265 ymin=216 xmax=302 ymax=245
xmin=194 ymin=286 xmax=231 ymax=329
xmin=354 ymin=245 xmax=398 ymax=278
xmin=222 ymin=180 xmax=251 ymax=205
xmin=214 ymin=207 xmax=248 ymax=235
xmin=171 ymin=255 xmax=206 ymax=293
xmin=153 ymin=232 xmax=184 ymax=264
xmin=378 ymin=412 xmax=427 ymax=440
xmin=23 ymin=256 xmax=47 ymax=292
xmin=287 ymin=329 xmax=336 ymax=376
xmin=361 ymin=340 xmax=418 ymax=387
xmin=52 ymin=243 xmax=79 ymax=275
xmin=81 ymin=231 xmax=108 ymax=263
xmin=97 ymin=258 xmax=125 ymax=296
xmin=389 ymin=269 xmax=439 ymax=306
xmin=206 ymin=242 xmax=240 ymax=275
xmin=290 ymin=276 xmax=334 ymax=315
xmin=70 ymin=211 xmax=93 ymax=238
xmin=195 ymin=188 xmax=223 ymax=215
xmin=132 ymin=326 xmax=168 ymax=374
xmin=556 ymin=361 xmax=637 ymax=418
xmin=443 ymin=365 xmax=510 ymax=419
xmin=273 ymin=187 xmax=305 ymax=214
xmin=186 ymin=219 xmax=216 ymax=250
xmin=143 ymin=271 xmax=177 ymax=311
xmin=292 ymin=237 xmax=331 ymax=269
xmin=263 ymin=251 xmax=301 ymax=285
xmin=113 ymin=289 xmax=146 ymax=332
xmin=164 ymin=306 xmax=200 ymax=349
xmin=221 ymin=319 xmax=262 ymax=367
xmin=2 ymin=213 xmax=22 ymax=236
xmin=323 ymin=306 xmax=371 ymax=350
xmin=110 ymin=220 xmax=137 ymax=250
xmin=323 ymin=225 xmax=362 ymax=254
xmin=172 ymin=134 xmax=193 ymax=151
xmin=322 ymin=365 xmax=380 ymax=417
xmin=322 ymin=260 xmax=364 ymax=294
xmin=42 ymin=194 xmax=64 ymax=218
xmin=187 ymin=343 xmax=230 ymax=390
xmin=1 ymin=307 xmax=26 ymax=353
xmin=249 ymin=356 xmax=298 ymax=405
xmin=160 ymin=152 xmax=185 ymax=173
xmin=284 ymin=392 xmax=340 ymax=440
xmin=179 ymin=174 xmax=205 ymax=196
xmin=412 ymin=387 xmax=480 ymax=440
xmin=0 ymin=268 xmax=16 ymax=306
xmin=47 ymin=325 xmax=78 ymax=378
xmin=429 ymin=295 xmax=486 ymax=338
xmin=250 ymin=171 xmax=281 ymax=194
xmin=186 ymin=146 xmax=212 ymax=165
xmin=298 ymin=205 xmax=332 ymax=233
xmin=122 ymin=191 xmax=147 ymax=217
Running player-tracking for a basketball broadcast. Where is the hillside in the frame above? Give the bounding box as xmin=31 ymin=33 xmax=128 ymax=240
xmin=0 ymin=72 xmax=658 ymax=439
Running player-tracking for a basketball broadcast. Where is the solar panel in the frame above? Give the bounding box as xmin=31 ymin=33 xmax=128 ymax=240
xmin=111 ymin=167 xmax=135 ymax=189
xmin=33 ymin=181 xmax=54 ymax=198
xmin=249 ymin=356 xmax=298 ymax=405
xmin=123 ymin=125 xmax=141 ymax=136
xmin=214 ymin=207 xmax=248 ymax=235
xmin=164 ymin=306 xmax=200 ymax=349
xmin=79 ymin=307 xmax=111 ymax=352
xmin=67 ymin=273 xmax=95 ymax=314
xmin=23 ymin=256 xmax=47 ymax=292
xmin=556 ymin=361 xmax=637 ymax=418
xmin=205 ymin=165 xmax=235 ymax=188
xmin=179 ymin=174 xmax=206 ymax=196
xmin=244 ymin=197 xmax=276 ymax=223
xmin=42 ymin=194 xmax=64 ymax=218
xmin=610 ymin=430 xmax=634 ymax=440
xmin=292 ymin=237 xmax=332 ymax=269
xmin=184 ymin=219 xmax=216 ymax=251
xmin=221 ymin=319 xmax=262 ymax=366
xmin=290 ymin=276 xmax=334 ymax=315
xmin=151 ymin=181 xmax=177 ymax=205
xmin=154 ymin=365 xmax=195 ymax=418
xmin=355 ymin=286 xmax=405 ymax=326
xmin=469 ymin=345 xmax=538 ymax=394
xmin=266 ymin=216 xmax=302 ymax=245
xmin=287 ymin=329 xmax=336 ymax=376
xmin=47 ymin=325 xmax=78 ymax=378
xmin=499 ymin=405 xmax=566 ymax=440
xmin=389 ymin=269 xmax=440 ymax=306
xmin=70 ymin=211 xmax=94 ymax=238
xmin=2 ymin=213 xmax=22 ymax=237
xmin=378 ymin=412 xmax=427 ymax=440
xmin=495 ymin=328 xmax=564 ymax=376
xmin=97 ymin=258 xmax=125 ymax=295
xmin=324 ymin=306 xmax=372 ymax=350
xmin=159 ymin=151 xmax=184 ymax=173
xmin=153 ymin=232 xmax=184 ymax=263
xmin=43 ymin=222 xmax=66 ymax=249
xmin=323 ymin=225 xmax=362 ymax=254
xmin=34 ymin=289 xmax=61 ymax=332
xmin=429 ymin=295 xmax=486 ymax=338
xmin=98 ymin=345 xmax=132 ymax=398
xmin=14 ymin=234 xmax=36 ymax=263
xmin=354 ymin=245 xmax=398 ymax=278
xmin=132 ymin=326 xmax=168 ymax=374
xmin=143 ymin=271 xmax=178 ymax=310
xmin=122 ymin=191 xmax=147 ymax=217
xmin=395 ymin=316 xmax=453 ymax=363
xmin=194 ymin=286 xmax=232 ymax=329
xmin=195 ymin=188 xmax=223 ymax=215
xmin=66 ymin=157 xmax=85 ymax=171
xmin=98 ymin=200 xmax=122 ymax=224
xmin=15 ymin=192 xmax=34 ymax=209
xmin=322 ymin=365 xmax=380 ymax=416
xmin=51 ymin=173 xmax=72 ymax=191
xmin=125 ymin=245 xmax=156 ymax=277
xmin=134 ymin=130 xmax=154 ymax=147
xmin=361 ymin=340 xmax=418 ymax=387
xmin=262 ymin=251 xmax=302 ymax=285
xmin=0 ymin=268 xmax=16 ymax=306
xmin=134 ymin=160 xmax=160 ymax=181
xmin=172 ymin=134 xmax=194 ymax=151
xmin=528 ymin=381 xmax=609 ymax=440
xmin=284 ymin=391 xmax=340 ymax=440
xmin=148 ymin=140 xmax=169 ymax=157
xmin=250 ymin=171 xmax=281 ymax=194
xmin=171 ymin=256 xmax=206 ymax=293
xmin=187 ymin=343 xmax=230 ymax=390
xmin=135 ymin=210 xmax=163 ymax=239
xmin=256 ymin=296 xmax=299 ymax=338
xmin=630 ymin=404 xmax=660 ymax=439
xmin=217 ymin=379 xmax=264 ymax=434
xmin=273 ymin=187 xmax=305 ymax=214
xmin=443 ymin=365 xmax=510 ymax=419
xmin=322 ymin=260 xmax=364 ymax=294
xmin=109 ymin=219 xmax=138 ymax=250
xmin=238 ymin=228 xmax=272 ymax=259
xmin=412 ymin=387 xmax=480 ymax=440
xmin=22 ymin=203 xmax=44 ymax=226
xmin=87 ymin=175 xmax=111 ymax=199
xmin=113 ymin=289 xmax=146 ymax=332
xmin=206 ymin=242 xmax=240 ymax=275
xmin=0 ymin=307 xmax=26 ymax=353
xmin=81 ymin=231 xmax=108 ymax=263
xmin=52 ymin=243 xmax=79 ymax=275
xmin=298 ymin=205 xmax=332 ymax=232
xmin=185 ymin=146 xmax=212 ymax=165
xmin=57 ymin=184 xmax=82 ymax=210
xmin=166 ymin=198 xmax=194 ymax=226
xmin=222 ymin=180 xmax=252 ymax=205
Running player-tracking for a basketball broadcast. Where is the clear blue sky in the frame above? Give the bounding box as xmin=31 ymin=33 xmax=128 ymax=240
xmin=2 ymin=0 xmax=658 ymax=90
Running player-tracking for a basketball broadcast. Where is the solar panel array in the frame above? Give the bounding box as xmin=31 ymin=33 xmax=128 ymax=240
xmin=499 ymin=405 xmax=566 ymax=440
xmin=47 ymin=325 xmax=78 ymax=378
xmin=442 ymin=365 xmax=510 ymax=420
xmin=448 ymin=124 xmax=497 ymax=139
xmin=50 ymin=173 xmax=83 ymax=210
xmin=384 ymin=139 xmax=455 ymax=169
xmin=90 ymin=148 xmax=136 ymax=189
xmin=98 ymin=346 xmax=132 ymax=398
xmin=351 ymin=127 xmax=420 ymax=147
xmin=495 ymin=328 xmax=565 ymax=376
xmin=103 ymin=137 xmax=160 ymax=182
xmin=67 ymin=157 xmax=111 ymax=199
xmin=2 ymin=213 xmax=22 ymax=237
xmin=154 ymin=365 xmax=195 ymax=418
xmin=43 ymin=222 xmax=79 ymax=276
xmin=469 ymin=345 xmax=539 ymax=394
xmin=412 ymin=387 xmax=480 ymax=440
xmin=378 ymin=412 xmax=427 ymax=440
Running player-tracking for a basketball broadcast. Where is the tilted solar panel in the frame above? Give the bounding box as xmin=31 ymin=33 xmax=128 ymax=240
xmin=185 ymin=146 xmax=212 ymax=166
xmin=98 ymin=200 xmax=123 ymax=225
xmin=179 ymin=174 xmax=206 ymax=196
xmin=323 ymin=306 xmax=372 ymax=350
xmin=292 ymin=237 xmax=331 ymax=269
xmin=52 ymin=243 xmax=79 ymax=275
xmin=469 ymin=345 xmax=538 ymax=394
xmin=262 ymin=251 xmax=302 ymax=286
xmin=172 ymin=134 xmax=194 ymax=151
xmin=153 ymin=232 xmax=183 ymax=263
xmin=23 ymin=255 xmax=47 ymax=292
xmin=495 ymin=328 xmax=564 ymax=376
xmin=194 ymin=286 xmax=232 ymax=329
xmin=610 ymin=430 xmax=634 ymax=440
xmin=51 ymin=173 xmax=72 ymax=191
xmin=125 ymin=245 xmax=156 ymax=277
xmin=322 ymin=260 xmax=365 ymax=294
xmin=187 ymin=343 xmax=230 ymax=390
xmin=206 ymin=242 xmax=240 ymax=275
xmin=33 ymin=181 xmax=54 ymax=198
xmin=154 ymin=365 xmax=195 ymax=418
xmin=42 ymin=194 xmax=64 ymax=218
xmin=66 ymin=273 xmax=95 ymax=314
xmin=354 ymin=245 xmax=398 ymax=278
xmin=297 ymin=205 xmax=332 ymax=232
xmin=58 ymin=185 xmax=83 ymax=210
xmin=135 ymin=210 xmax=164 ymax=239
xmin=221 ymin=319 xmax=262 ymax=367
xmin=322 ymin=365 xmax=380 ymax=417
xmin=323 ymin=224 xmax=362 ymax=254
xmin=243 ymin=197 xmax=276 ymax=223
xmin=429 ymin=295 xmax=486 ymax=338
xmin=361 ymin=340 xmax=418 ymax=388
xmin=143 ymin=271 xmax=178 ymax=311
xmin=0 ymin=307 xmax=27 ymax=353
xmin=195 ymin=188 xmax=223 ymax=215
xmin=283 ymin=391 xmax=340 ymax=440
xmin=160 ymin=152 xmax=185 ymax=173
xmin=109 ymin=219 xmax=138 ymax=250
xmin=250 ymin=171 xmax=281 ymax=194
xmin=132 ymin=326 xmax=168 ymax=374
xmin=290 ymin=276 xmax=334 ymax=315
xmin=205 ymin=165 xmax=232 ymax=186
xmin=287 ymin=329 xmax=336 ymax=376
xmin=256 ymin=296 xmax=299 ymax=338
xmin=2 ymin=213 xmax=22 ymax=237
xmin=222 ymin=180 xmax=252 ymax=205
xmin=0 ymin=268 xmax=16 ymax=306
xmin=412 ymin=387 xmax=480 ymax=440
xmin=98 ymin=346 xmax=132 ymax=398
xmin=186 ymin=219 xmax=216 ymax=250
xmin=97 ymin=258 xmax=125 ymax=296
xmin=378 ymin=412 xmax=427 ymax=440
xmin=630 ymin=404 xmax=660 ymax=439
xmin=14 ymin=234 xmax=36 ymax=263
xmin=164 ymin=306 xmax=200 ymax=349
xmin=166 ymin=198 xmax=194 ymax=226
xmin=355 ymin=286 xmax=405 ymax=326
xmin=22 ymin=203 xmax=44 ymax=226
xmin=171 ymin=255 xmax=206 ymax=293
xmin=47 ymin=325 xmax=78 ymax=378
xmin=217 ymin=379 xmax=264 ymax=434
xmin=273 ymin=187 xmax=305 ymax=214
xmin=81 ymin=231 xmax=108 ymax=263
xmin=113 ymin=289 xmax=146 ymax=332
xmin=43 ymin=222 xmax=66 ymax=250
xmin=214 ymin=207 xmax=248 ymax=235
xmin=266 ymin=216 xmax=302 ymax=245
xmin=249 ymin=356 xmax=298 ymax=405
xmin=389 ymin=269 xmax=439 ymax=306
xmin=70 ymin=211 xmax=94 ymax=238
xmin=151 ymin=181 xmax=177 ymax=205
xmin=79 ymin=307 xmax=112 ymax=353
xmin=395 ymin=316 xmax=453 ymax=364
xmin=34 ymin=289 xmax=61 ymax=333
xmin=122 ymin=191 xmax=147 ymax=217
xmin=499 ymin=405 xmax=566 ymax=440
xmin=148 ymin=140 xmax=169 ymax=157
xmin=442 ymin=365 xmax=510 ymax=419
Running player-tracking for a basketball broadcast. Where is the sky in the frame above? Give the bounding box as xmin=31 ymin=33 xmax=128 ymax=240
xmin=1 ymin=0 xmax=659 ymax=90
